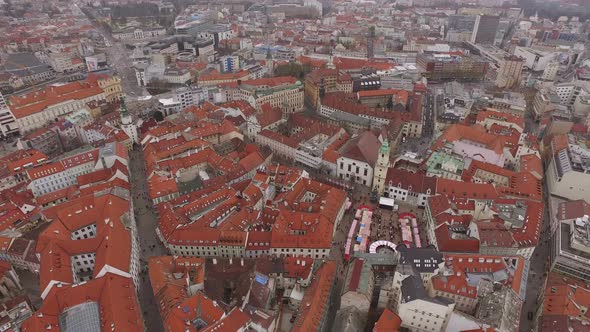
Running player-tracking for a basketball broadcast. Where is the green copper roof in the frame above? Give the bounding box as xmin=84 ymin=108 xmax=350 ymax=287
xmin=119 ymin=95 xmax=128 ymax=117
xmin=379 ymin=139 xmax=389 ymax=154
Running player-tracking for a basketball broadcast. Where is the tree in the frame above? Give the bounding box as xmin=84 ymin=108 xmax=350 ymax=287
xmin=274 ymin=63 xmax=305 ymax=79
xmin=386 ymin=96 xmax=394 ymax=110
xmin=153 ymin=110 xmax=164 ymax=122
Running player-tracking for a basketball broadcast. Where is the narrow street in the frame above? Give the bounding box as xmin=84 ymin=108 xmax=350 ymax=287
xmin=323 ymin=187 xmax=375 ymax=331
xmin=518 ymin=94 xmax=548 ymax=332
xmin=17 ymin=270 xmax=42 ymax=309
xmin=129 ymin=148 xmax=167 ymax=332
xmin=423 ymin=92 xmax=435 ymax=138
xmin=325 ymin=206 xmax=353 ymax=332
xmin=518 ymin=184 xmax=552 ymax=332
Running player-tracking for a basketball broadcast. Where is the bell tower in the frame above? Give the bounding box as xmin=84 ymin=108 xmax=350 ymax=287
xmin=372 ymin=139 xmax=390 ymax=196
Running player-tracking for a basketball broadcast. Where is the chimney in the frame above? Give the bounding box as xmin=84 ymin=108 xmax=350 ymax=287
xmin=213 ymin=258 xmax=217 ymax=265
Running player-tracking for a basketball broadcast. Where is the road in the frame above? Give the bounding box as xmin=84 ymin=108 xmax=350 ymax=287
xmin=76 ymin=4 xmax=146 ymax=97
xmin=518 ymin=181 xmax=552 ymax=332
xmin=423 ymin=92 xmax=435 ymax=138
xmin=324 ymin=186 xmax=374 ymax=332
xmin=129 ymin=148 xmax=167 ymax=332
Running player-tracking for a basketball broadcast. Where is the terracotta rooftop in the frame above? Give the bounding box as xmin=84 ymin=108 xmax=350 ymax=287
xmin=432 ymin=124 xmax=508 ymax=155
xmin=6 ymin=149 xmax=49 ymax=174
xmin=385 ymin=169 xmax=437 ymax=195
xmin=291 ymin=260 xmax=336 ymax=332
xmin=476 ymin=109 xmax=525 ymax=132
xmin=8 ymin=79 xmax=106 ymax=119
xmin=149 ymin=256 xmax=225 ymax=332
xmin=340 ymin=130 xmax=381 ymax=166
xmin=357 ymin=89 xmax=409 ymax=105
xmin=22 ymin=274 xmax=143 ymax=332
xmin=373 ymin=308 xmax=401 ymax=332
xmin=431 ymin=254 xmax=526 ymax=301
xmin=541 ymin=272 xmax=590 ymax=327
xmin=36 ymin=192 xmax=133 ymax=298
xmin=557 ymin=200 xmax=590 ymax=222
xmin=437 ymin=178 xmax=499 ymax=200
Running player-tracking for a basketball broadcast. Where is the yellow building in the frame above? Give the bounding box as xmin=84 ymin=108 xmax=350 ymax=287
xmin=91 ymin=74 xmax=123 ymax=103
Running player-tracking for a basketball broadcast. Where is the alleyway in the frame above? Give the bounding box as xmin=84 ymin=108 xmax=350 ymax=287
xmin=129 ymin=148 xmax=167 ymax=332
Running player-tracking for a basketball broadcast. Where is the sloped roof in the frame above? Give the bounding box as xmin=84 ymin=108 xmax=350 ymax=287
xmin=22 ymin=274 xmax=143 ymax=332
xmin=340 ymin=130 xmax=380 ymax=165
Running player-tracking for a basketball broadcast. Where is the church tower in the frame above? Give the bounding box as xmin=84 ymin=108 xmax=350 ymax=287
xmin=266 ymin=47 xmax=274 ymax=76
xmin=119 ymin=96 xmax=139 ymax=146
xmin=372 ymin=138 xmax=390 ymax=196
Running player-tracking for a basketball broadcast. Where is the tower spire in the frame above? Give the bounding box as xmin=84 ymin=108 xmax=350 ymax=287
xmin=372 ymin=137 xmax=390 ymax=196
xmin=119 ymin=95 xmax=128 ymax=118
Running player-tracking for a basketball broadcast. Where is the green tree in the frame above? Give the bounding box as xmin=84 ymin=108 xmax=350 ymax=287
xmin=274 ymin=62 xmax=304 ymax=78
xmin=153 ymin=110 xmax=164 ymax=122
xmin=386 ymin=96 xmax=394 ymax=110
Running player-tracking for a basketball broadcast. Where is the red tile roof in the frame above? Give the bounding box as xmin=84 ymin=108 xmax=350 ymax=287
xmin=305 ymin=68 xmax=351 ymax=84
xmin=291 ymin=261 xmax=336 ymax=332
xmin=35 ymin=186 xmax=78 ymax=206
xmin=8 ymin=79 xmax=105 ymax=119
xmin=432 ymin=254 xmax=526 ymax=301
xmin=298 ymin=55 xmax=328 ymax=69
xmin=357 ymin=89 xmax=410 ymax=104
xmin=437 ymin=178 xmax=499 ymax=200
xmin=541 ymin=272 xmax=590 ymax=324
xmin=373 ymin=308 xmax=401 ymax=332
xmin=340 ymin=130 xmax=380 ymax=165
xmin=476 ymin=109 xmax=525 ymax=131
xmin=333 ymin=57 xmax=394 ymax=71
xmin=6 ymin=149 xmax=49 ymax=173
xmin=462 ymin=159 xmax=542 ymax=202
xmin=202 ymin=307 xmax=250 ymax=332
xmin=434 ymin=223 xmax=479 ymax=253
xmin=557 ymin=200 xmax=590 ymax=221
xmin=257 ymin=103 xmax=283 ymax=128
xmin=36 ymin=193 xmax=134 ymax=295
xmin=25 ymin=162 xmax=66 ymax=181
xmin=432 ymin=124 xmax=508 ymax=155
xmin=258 ymin=129 xmax=299 ymax=148
xmin=149 ymin=256 xmax=226 ymax=332
xmin=22 ymin=274 xmax=143 ymax=332
xmin=270 ymin=211 xmax=332 ymax=249
xmin=385 ymin=169 xmax=437 ymax=194
xmin=283 ymin=256 xmax=313 ymax=279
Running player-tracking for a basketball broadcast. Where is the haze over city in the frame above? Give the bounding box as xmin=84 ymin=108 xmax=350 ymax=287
xmin=0 ymin=0 xmax=589 ymax=331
